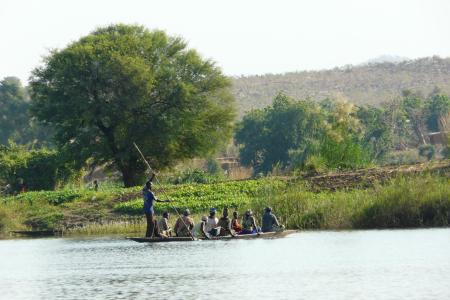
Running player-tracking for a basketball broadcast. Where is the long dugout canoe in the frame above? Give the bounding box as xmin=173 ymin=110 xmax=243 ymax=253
xmin=126 ymin=230 xmax=297 ymax=243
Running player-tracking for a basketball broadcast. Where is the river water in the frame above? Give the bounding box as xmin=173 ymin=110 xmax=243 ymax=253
xmin=0 ymin=229 xmax=449 ymax=300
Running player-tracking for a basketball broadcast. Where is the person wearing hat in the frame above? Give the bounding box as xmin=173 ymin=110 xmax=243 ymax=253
xmin=261 ymin=207 xmax=283 ymax=233
xmin=142 ymin=173 xmax=171 ymax=238
xmin=174 ymin=209 xmax=195 ymax=237
xmin=217 ymin=207 xmax=236 ymax=237
xmin=240 ymin=209 xmax=259 ymax=235
xmin=205 ymin=207 xmax=220 ymax=236
xmin=192 ymin=215 xmax=209 ymax=239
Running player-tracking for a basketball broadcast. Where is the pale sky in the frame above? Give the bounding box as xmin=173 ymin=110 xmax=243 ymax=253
xmin=1 ymin=0 xmax=450 ymax=83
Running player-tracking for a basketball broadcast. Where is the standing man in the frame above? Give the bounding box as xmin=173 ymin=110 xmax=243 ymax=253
xmin=142 ymin=173 xmax=170 ymax=238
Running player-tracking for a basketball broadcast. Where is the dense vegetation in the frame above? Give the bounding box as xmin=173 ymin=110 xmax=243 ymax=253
xmin=0 ymin=77 xmax=50 ymax=146
xmin=2 ymin=50 xmax=449 ymax=189
xmin=232 ymin=56 xmax=450 ymax=116
xmin=235 ymin=92 xmax=450 ymax=174
xmin=255 ymin=176 xmax=450 ymax=229
xmin=0 ymin=178 xmax=280 ymax=233
xmin=0 ymin=144 xmax=80 ymax=191
xmin=0 ymin=174 xmax=448 ymax=236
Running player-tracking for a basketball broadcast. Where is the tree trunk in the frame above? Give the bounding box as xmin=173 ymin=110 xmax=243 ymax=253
xmin=121 ymin=164 xmax=140 ymax=187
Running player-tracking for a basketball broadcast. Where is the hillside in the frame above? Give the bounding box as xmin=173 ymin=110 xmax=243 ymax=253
xmin=232 ymin=56 xmax=450 ymax=116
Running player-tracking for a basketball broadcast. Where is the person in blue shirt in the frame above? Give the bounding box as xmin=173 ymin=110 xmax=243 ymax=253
xmin=143 ymin=174 xmax=171 ymax=237
xmin=261 ymin=207 xmax=284 ymax=233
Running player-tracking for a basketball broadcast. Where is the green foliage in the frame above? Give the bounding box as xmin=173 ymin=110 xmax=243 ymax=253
xmin=236 ymin=93 xmax=325 ymax=174
xmin=381 ymin=149 xmax=423 ymax=165
xmin=206 ymin=157 xmax=223 ymax=176
xmin=442 ymin=146 xmax=450 ymax=159
xmin=236 ymin=94 xmax=378 ymax=174
xmin=11 ymin=190 xmax=81 ymax=205
xmin=169 ymin=169 xmax=219 ymax=184
xmin=418 ymin=144 xmax=436 ymax=161
xmin=356 ymin=106 xmax=393 ymax=159
xmin=30 ymin=24 xmax=235 ymax=187
xmin=0 ymin=144 xmax=79 ymax=191
xmin=385 ymin=91 xmax=450 ymax=148
xmin=302 ymin=155 xmax=327 ymax=175
xmin=426 ymin=94 xmax=450 ymax=132
xmin=25 ymin=211 xmax=64 ymax=230
xmin=354 ymin=177 xmax=450 ymax=228
xmin=1 ymin=174 xmax=448 ymax=234
xmin=0 ymin=77 xmax=51 ymax=146
xmin=253 ymin=175 xmax=450 ymax=229
xmin=114 ymin=179 xmax=284 ymax=215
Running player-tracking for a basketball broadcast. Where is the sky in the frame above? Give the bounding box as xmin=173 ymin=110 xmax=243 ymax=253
xmin=1 ymin=0 xmax=450 ymax=83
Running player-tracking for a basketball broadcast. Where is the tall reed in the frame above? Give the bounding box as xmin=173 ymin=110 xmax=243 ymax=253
xmin=251 ymin=175 xmax=450 ymax=229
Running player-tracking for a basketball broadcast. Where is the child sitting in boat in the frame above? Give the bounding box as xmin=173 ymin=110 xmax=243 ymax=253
xmin=158 ymin=211 xmax=172 ymax=237
xmin=231 ymin=210 xmax=242 ymax=233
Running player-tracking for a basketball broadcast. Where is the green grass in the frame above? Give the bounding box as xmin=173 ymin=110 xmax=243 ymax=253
xmin=252 ymin=175 xmax=450 ymax=229
xmin=0 ymin=175 xmax=449 ymax=237
xmin=0 ymin=178 xmax=284 ymax=236
xmin=114 ymin=179 xmax=284 ymax=215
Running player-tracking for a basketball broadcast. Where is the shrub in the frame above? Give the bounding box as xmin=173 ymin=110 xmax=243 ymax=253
xmin=418 ymin=144 xmax=435 ymax=161
xmin=303 ymin=155 xmax=327 ymax=175
xmin=171 ymin=169 xmax=219 ymax=184
xmin=24 ymin=211 xmax=64 ymax=230
xmin=206 ymin=157 xmax=223 ymax=176
xmin=0 ymin=144 xmax=79 ymax=191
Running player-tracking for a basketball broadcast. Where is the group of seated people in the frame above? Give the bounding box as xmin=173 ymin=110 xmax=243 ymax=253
xmin=156 ymin=206 xmax=284 ymax=239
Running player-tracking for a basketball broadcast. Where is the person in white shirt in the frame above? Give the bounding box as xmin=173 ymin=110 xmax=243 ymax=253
xmin=192 ymin=216 xmax=209 ymax=238
xmin=205 ymin=207 xmax=220 ymax=236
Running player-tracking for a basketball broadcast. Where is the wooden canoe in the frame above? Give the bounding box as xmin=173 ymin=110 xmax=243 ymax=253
xmin=126 ymin=230 xmax=297 ymax=243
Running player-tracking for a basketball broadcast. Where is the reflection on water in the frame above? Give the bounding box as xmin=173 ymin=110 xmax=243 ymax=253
xmin=1 ymin=229 xmax=449 ymax=299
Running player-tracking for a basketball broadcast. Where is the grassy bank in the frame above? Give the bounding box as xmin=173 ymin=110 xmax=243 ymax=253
xmin=253 ymin=176 xmax=450 ymax=229
xmin=0 ymin=179 xmax=284 ymax=236
xmin=1 ymin=175 xmax=449 ymax=237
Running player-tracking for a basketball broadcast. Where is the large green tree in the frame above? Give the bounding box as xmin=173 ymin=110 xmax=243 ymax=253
xmin=236 ymin=94 xmax=377 ymax=174
xmin=30 ymin=24 xmax=235 ymax=187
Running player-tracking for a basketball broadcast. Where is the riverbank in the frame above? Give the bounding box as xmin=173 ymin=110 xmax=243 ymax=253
xmin=1 ymin=169 xmax=449 ymax=238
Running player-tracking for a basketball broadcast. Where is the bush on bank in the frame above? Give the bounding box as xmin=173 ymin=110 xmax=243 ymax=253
xmin=0 ymin=144 xmax=80 ymax=192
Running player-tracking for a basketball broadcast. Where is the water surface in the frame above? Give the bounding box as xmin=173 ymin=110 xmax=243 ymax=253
xmin=1 ymin=229 xmax=449 ymax=299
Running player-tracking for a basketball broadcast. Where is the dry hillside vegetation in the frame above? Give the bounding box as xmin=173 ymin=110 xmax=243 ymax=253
xmin=232 ymin=57 xmax=450 ymax=116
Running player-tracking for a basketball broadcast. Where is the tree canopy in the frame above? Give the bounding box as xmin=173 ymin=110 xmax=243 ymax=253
xmin=30 ymin=24 xmax=235 ymax=187
xmin=235 ymin=94 xmax=389 ymax=174
xmin=0 ymin=77 xmax=51 ymax=147
xmin=0 ymin=77 xmax=28 ymax=145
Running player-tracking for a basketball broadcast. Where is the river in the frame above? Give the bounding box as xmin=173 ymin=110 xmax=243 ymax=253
xmin=0 ymin=228 xmax=449 ymax=299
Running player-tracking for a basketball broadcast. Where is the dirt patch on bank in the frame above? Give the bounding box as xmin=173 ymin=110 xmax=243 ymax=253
xmin=304 ymin=160 xmax=450 ymax=191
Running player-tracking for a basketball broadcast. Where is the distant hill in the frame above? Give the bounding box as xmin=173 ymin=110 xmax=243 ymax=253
xmin=363 ymin=54 xmax=409 ymax=65
xmin=232 ymin=56 xmax=450 ymax=116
